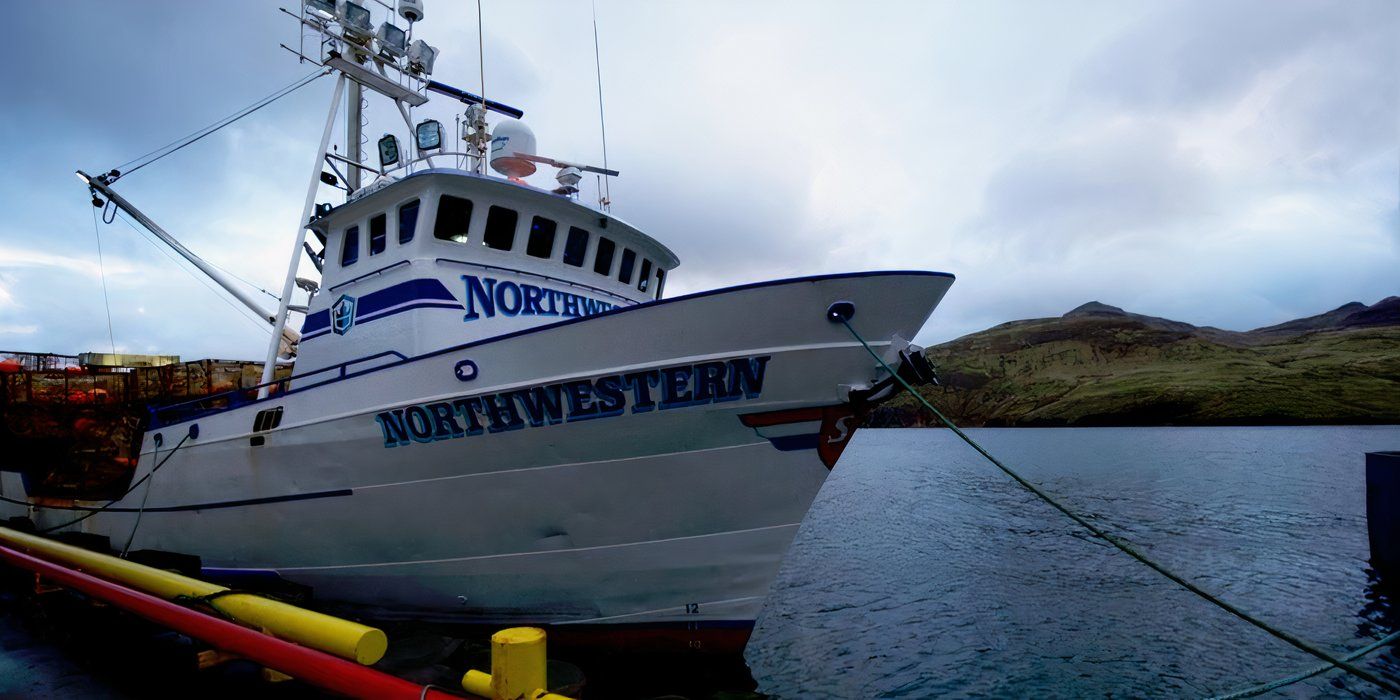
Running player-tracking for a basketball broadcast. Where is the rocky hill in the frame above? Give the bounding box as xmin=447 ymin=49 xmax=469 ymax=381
xmin=870 ymin=297 xmax=1400 ymax=427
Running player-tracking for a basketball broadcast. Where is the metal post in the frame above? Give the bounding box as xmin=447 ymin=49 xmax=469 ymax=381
xmin=346 ymin=80 xmax=363 ymax=191
xmin=258 ymin=74 xmax=347 ymax=398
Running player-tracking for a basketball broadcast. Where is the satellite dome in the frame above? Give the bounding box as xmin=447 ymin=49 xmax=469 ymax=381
xmin=489 ymin=119 xmax=538 ymax=179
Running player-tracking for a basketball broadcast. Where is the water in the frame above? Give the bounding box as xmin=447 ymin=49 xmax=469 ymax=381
xmin=748 ymin=427 xmax=1400 ymax=698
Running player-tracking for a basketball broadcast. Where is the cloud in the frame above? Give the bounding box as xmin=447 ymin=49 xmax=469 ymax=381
xmin=0 ymin=0 xmax=1394 ymax=358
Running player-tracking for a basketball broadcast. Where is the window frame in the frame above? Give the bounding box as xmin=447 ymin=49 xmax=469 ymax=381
xmin=526 ymin=216 xmax=557 ymax=258
xmin=593 ymin=237 xmax=616 ymax=276
xmin=617 ymin=248 xmax=636 ymax=284
xmin=433 ymin=194 xmax=474 ymax=244
xmin=340 ymin=225 xmax=360 ymax=267
xmin=398 ymin=198 xmax=420 ymax=245
xmin=368 ymin=213 xmax=387 ymax=256
xmin=482 ymin=205 xmax=519 ymax=251
xmin=562 ymin=226 xmax=590 ymax=267
xmin=638 ymin=258 xmax=653 ymax=292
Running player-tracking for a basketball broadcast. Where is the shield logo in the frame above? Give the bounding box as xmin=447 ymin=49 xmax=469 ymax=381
xmin=331 ymin=294 xmax=357 ymax=336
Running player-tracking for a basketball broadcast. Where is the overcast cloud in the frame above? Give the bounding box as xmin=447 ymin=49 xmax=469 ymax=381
xmin=0 ymin=0 xmax=1395 ymax=360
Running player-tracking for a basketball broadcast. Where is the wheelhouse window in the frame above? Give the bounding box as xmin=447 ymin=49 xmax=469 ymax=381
xmin=526 ymin=216 xmax=556 ymax=258
xmin=369 ymin=213 xmax=387 ymax=255
xmin=483 ymin=206 xmax=518 ymax=251
xmin=563 ymin=227 xmax=589 ymax=267
xmin=341 ymin=226 xmax=359 ymax=266
xmin=398 ymin=199 xmax=419 ymax=244
xmin=433 ymin=195 xmax=473 ymax=243
xmin=654 ymin=268 xmax=666 ymax=299
xmin=638 ymin=259 xmax=653 ymax=292
xmin=593 ymin=237 xmax=616 ymax=276
xmin=617 ymin=248 xmax=636 ymax=284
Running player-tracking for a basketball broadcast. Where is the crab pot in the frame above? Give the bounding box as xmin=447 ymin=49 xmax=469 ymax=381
xmin=1367 ymin=451 xmax=1400 ymax=579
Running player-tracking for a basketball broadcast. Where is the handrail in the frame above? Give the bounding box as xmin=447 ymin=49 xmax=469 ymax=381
xmin=328 ymin=259 xmax=411 ymax=292
xmin=148 ymin=350 xmax=408 ymax=428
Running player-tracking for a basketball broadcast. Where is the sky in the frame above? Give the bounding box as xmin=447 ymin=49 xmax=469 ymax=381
xmin=0 ymin=0 xmax=1395 ymax=360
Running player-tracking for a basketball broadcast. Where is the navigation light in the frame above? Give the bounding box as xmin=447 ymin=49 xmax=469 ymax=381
xmin=415 ymin=120 xmax=443 ymax=151
xmin=305 ymin=0 xmax=335 ymax=21
xmin=337 ymin=1 xmax=373 ymax=42
xmin=376 ymin=22 xmax=407 ymax=58
xmin=378 ymin=134 xmax=401 ymax=168
xmin=407 ymin=39 xmax=438 ymax=75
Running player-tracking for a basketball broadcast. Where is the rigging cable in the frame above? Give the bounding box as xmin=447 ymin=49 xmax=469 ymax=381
xmin=0 ymin=434 xmax=192 ymax=534
xmin=112 ymin=69 xmax=331 ymax=180
xmin=476 ymin=0 xmax=488 ymax=175
xmin=90 ymin=207 xmax=118 ymax=355
xmin=591 ymin=0 xmax=611 ymax=211
xmin=110 ymin=212 xmax=273 ymax=335
xmin=834 ymin=316 xmax=1400 ymax=696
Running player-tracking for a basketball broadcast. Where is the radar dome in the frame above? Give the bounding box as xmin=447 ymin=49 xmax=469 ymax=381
xmin=489 ymin=119 xmax=538 ymax=179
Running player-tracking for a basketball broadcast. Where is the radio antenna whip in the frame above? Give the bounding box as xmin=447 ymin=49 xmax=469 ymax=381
xmin=476 ymin=0 xmax=487 ymax=173
xmin=591 ymin=0 xmax=612 ymax=212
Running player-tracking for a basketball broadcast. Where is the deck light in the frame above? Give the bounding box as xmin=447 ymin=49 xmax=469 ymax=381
xmin=378 ymin=134 xmax=401 ymax=168
xmin=407 ymin=39 xmax=438 ymax=75
xmin=337 ymin=1 xmax=373 ymax=43
xmin=305 ymin=0 xmax=335 ymax=21
xmin=415 ymin=120 xmax=443 ymax=151
xmin=376 ymin=22 xmax=406 ymax=59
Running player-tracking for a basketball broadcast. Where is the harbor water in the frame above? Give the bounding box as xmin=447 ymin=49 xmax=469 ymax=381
xmin=749 ymin=426 xmax=1400 ymax=698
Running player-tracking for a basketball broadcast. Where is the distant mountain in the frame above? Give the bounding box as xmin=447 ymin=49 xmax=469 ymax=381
xmin=869 ymin=298 xmax=1400 ymax=427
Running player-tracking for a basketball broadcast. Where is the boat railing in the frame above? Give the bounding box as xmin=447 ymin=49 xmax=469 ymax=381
xmin=147 ymin=350 xmax=408 ymax=429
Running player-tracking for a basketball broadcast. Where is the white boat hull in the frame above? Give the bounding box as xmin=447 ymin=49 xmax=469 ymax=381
xmin=2 ymin=271 xmax=952 ymax=641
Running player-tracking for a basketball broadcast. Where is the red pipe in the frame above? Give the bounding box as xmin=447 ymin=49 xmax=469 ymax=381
xmin=0 ymin=544 xmax=464 ymax=700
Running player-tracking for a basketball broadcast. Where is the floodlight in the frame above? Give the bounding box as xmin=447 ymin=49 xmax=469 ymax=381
xmin=305 ymin=0 xmax=335 ymax=21
xmin=415 ymin=120 xmax=443 ymax=151
xmin=337 ymin=1 xmax=373 ymax=42
xmin=378 ymin=134 xmax=401 ymax=168
xmin=376 ymin=22 xmax=407 ymax=58
xmin=407 ymin=39 xmax=438 ymax=75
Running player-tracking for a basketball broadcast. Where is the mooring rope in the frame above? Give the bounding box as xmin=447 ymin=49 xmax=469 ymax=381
xmin=1212 ymin=628 xmax=1400 ymax=698
xmin=836 ymin=318 xmax=1400 ymax=695
xmin=0 ymin=434 xmax=191 ymax=534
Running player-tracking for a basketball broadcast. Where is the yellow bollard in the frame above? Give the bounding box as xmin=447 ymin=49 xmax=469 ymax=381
xmin=460 ymin=627 xmax=573 ymax=700
xmin=0 ymin=526 xmax=387 ymax=664
xmin=492 ymin=627 xmax=547 ymax=699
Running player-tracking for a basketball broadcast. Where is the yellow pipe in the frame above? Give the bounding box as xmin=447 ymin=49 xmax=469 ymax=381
xmin=461 ymin=627 xmax=573 ymax=700
xmin=0 ymin=526 xmax=387 ymax=664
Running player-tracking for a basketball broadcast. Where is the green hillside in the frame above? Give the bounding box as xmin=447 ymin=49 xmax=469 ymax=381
xmin=871 ymin=298 xmax=1400 ymax=427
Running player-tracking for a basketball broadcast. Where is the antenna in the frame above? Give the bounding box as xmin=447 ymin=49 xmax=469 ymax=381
xmin=591 ymin=0 xmax=611 ymax=211
xmin=477 ymin=0 xmax=487 ymax=174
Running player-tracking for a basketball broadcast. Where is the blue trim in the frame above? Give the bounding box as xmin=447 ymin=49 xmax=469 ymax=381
xmin=152 ymin=270 xmax=954 ymax=428
xmin=78 ymin=489 xmax=354 ymax=513
xmin=303 ymin=300 xmax=463 ymax=340
xmin=767 ymin=434 xmax=820 ymax=451
xmin=304 ymin=278 xmax=461 ymax=335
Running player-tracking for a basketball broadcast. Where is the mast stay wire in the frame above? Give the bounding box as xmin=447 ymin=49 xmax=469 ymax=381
xmin=89 ymin=207 xmax=118 ymax=355
xmin=591 ymin=0 xmax=611 ymax=211
xmin=835 ymin=317 xmax=1400 ymax=696
xmin=111 ymin=69 xmax=330 ymax=180
xmin=109 ymin=212 xmax=274 ymax=336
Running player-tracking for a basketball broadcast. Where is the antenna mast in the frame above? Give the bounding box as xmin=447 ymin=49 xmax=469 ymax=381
xmin=591 ymin=0 xmax=611 ymax=212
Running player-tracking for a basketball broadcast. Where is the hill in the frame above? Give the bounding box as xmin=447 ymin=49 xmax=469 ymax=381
xmin=869 ymin=297 xmax=1400 ymax=427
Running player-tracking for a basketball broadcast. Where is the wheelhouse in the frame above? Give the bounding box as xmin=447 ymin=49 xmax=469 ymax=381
xmin=294 ymin=169 xmax=679 ymax=376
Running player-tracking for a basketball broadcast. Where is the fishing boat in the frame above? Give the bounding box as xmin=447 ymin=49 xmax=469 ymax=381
xmin=0 ymin=1 xmax=952 ymax=648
